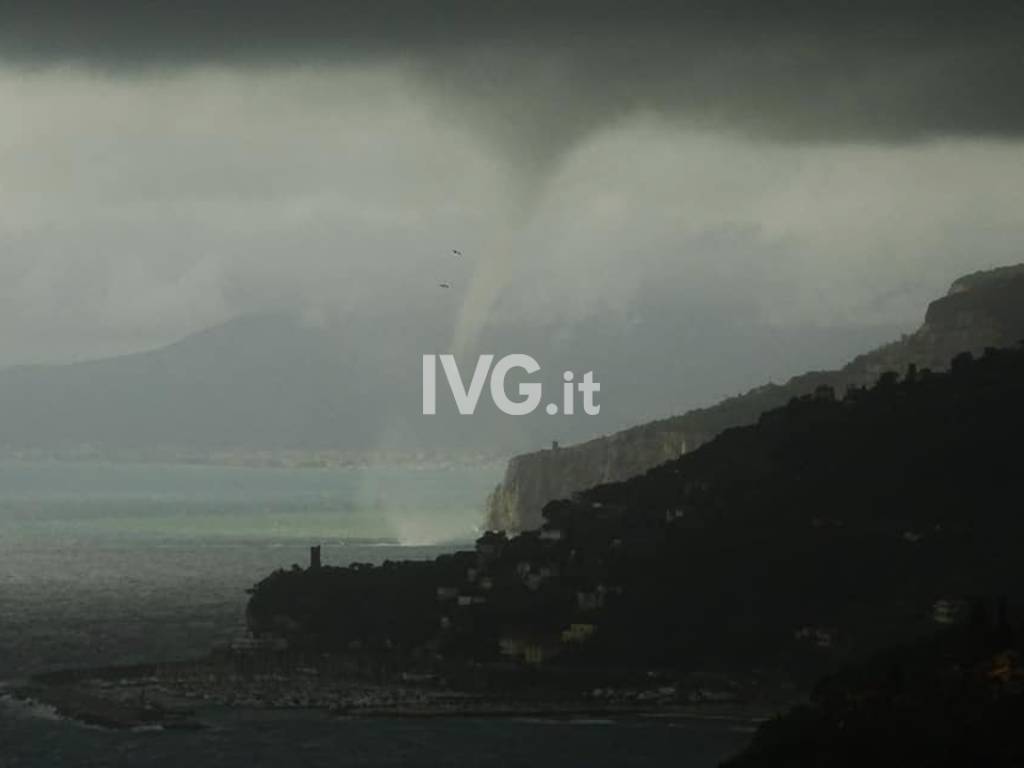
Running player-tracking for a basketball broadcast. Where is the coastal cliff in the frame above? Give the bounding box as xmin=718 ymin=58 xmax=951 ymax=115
xmin=487 ymin=264 xmax=1024 ymax=531
xmin=247 ymin=343 xmax=1024 ymax=689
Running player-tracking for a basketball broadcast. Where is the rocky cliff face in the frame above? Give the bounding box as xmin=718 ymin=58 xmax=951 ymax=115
xmin=486 ymin=264 xmax=1024 ymax=531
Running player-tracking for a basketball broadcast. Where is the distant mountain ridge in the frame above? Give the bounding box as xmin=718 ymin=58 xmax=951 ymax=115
xmin=3 ymin=267 xmax=1015 ymax=472
xmin=0 ymin=314 xmax=377 ymax=460
xmin=486 ymin=263 xmax=1024 ymax=531
xmin=0 ymin=300 xmax=899 ymax=465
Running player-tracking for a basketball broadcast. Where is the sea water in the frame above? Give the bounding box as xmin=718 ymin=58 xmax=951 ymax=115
xmin=0 ymin=461 xmax=750 ymax=767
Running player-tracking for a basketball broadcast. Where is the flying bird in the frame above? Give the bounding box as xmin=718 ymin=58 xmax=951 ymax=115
xmin=439 ymin=282 xmax=452 ymax=289
xmin=451 ymin=249 xmax=463 ymax=256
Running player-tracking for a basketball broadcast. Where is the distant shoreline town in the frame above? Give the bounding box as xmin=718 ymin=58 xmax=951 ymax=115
xmin=0 ymin=447 xmax=508 ymax=471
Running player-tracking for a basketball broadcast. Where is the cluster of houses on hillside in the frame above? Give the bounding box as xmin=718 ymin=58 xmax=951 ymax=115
xmin=427 ymin=524 xmax=611 ymax=665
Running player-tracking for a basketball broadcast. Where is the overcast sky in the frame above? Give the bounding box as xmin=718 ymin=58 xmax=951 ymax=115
xmin=1 ymin=1 xmax=1023 ymax=366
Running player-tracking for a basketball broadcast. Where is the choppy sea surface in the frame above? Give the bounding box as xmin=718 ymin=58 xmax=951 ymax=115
xmin=0 ymin=461 xmax=750 ymax=767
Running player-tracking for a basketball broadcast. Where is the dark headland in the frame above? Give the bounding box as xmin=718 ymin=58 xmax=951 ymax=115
xmin=16 ymin=266 xmax=1024 ymax=762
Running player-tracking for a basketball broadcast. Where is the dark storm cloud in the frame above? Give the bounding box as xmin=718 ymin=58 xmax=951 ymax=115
xmin=2 ymin=1 xmax=1023 ymax=147
xmin=1 ymin=1 xmax=1023 ymax=396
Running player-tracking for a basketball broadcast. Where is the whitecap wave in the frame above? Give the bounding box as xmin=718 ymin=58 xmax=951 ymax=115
xmin=0 ymin=691 xmax=66 ymax=722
